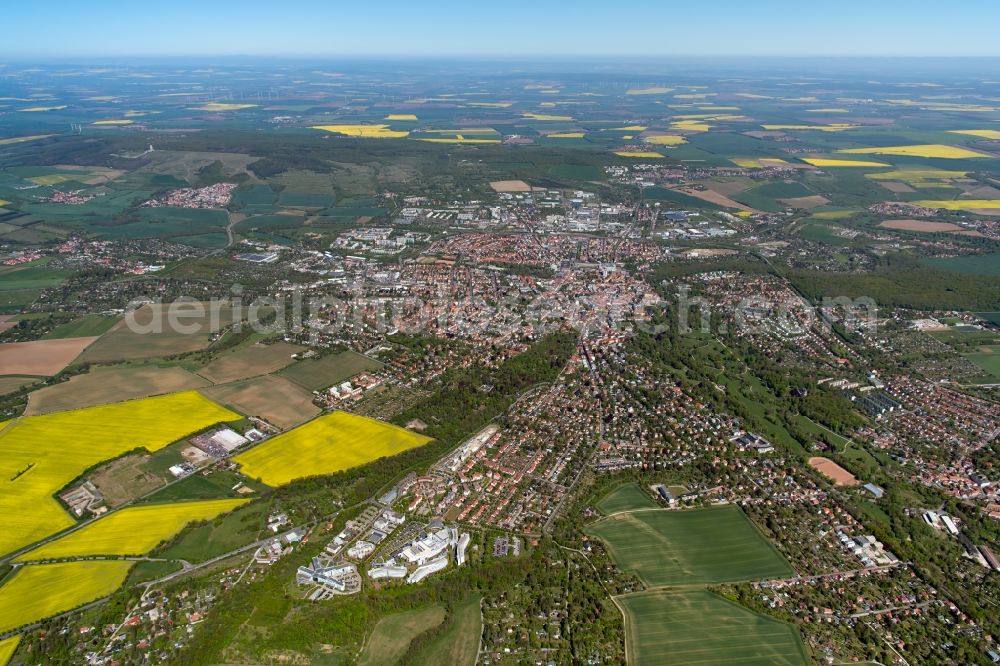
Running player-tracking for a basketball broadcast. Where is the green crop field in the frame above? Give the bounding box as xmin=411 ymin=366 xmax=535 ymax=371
xmin=585 ymin=505 xmax=793 ymax=586
xmin=596 ymin=482 xmax=658 ymax=514
xmin=357 ymin=604 xmax=446 ymax=666
xmin=279 ymin=349 xmax=383 ymax=391
xmin=923 ymin=253 xmax=1000 ymax=276
xmin=408 ymin=595 xmax=481 ymax=666
xmin=40 ymin=313 xmax=120 ymax=339
xmin=619 ymin=589 xmax=808 ymax=666
xmin=964 ymin=345 xmax=1000 ymax=382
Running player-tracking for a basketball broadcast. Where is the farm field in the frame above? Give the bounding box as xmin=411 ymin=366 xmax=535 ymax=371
xmin=312 ymin=124 xmax=409 ymax=138
xmin=911 ymin=199 xmax=1000 ymax=212
xmin=40 ymin=314 xmax=120 ymax=340
xmin=78 ymin=302 xmax=235 ymax=363
xmin=24 ymin=365 xmax=210 ymax=415
xmin=278 ymin=350 xmax=383 ymax=391
xmin=196 ymin=341 xmax=304 ymax=384
xmin=0 ymin=635 xmax=19 ymax=665
xmin=16 ymin=498 xmax=249 ymax=561
xmin=923 ymin=252 xmax=1000 ymax=275
xmin=584 ymin=505 xmax=793 ymax=586
xmin=0 ymin=336 xmax=98 ymax=376
xmin=839 ymin=144 xmax=990 ymax=159
xmin=0 ymin=391 xmax=239 ymax=556
xmin=619 ymin=589 xmax=808 ymax=666
xmin=89 ymin=452 xmax=170 ymax=507
xmin=595 ymin=483 xmax=658 ymax=514
xmin=357 ymin=604 xmax=446 ymax=666
xmin=963 ymin=346 xmax=1000 ymax=382
xmin=0 ymin=560 xmax=134 ymax=634
xmin=233 ymin=410 xmax=432 ymax=486
xmin=157 ymin=501 xmax=270 ymax=563
xmin=878 ymin=220 xmax=965 ymax=233
xmin=408 ymin=595 xmax=482 ymax=666
xmin=200 ymin=374 xmax=319 ymax=429
xmin=0 ymin=376 xmax=37 ymax=395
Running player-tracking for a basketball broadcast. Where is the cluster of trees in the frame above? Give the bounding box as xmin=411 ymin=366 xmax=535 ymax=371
xmin=392 ymin=330 xmax=578 ymax=445
xmin=787 ymin=253 xmax=1000 ymax=312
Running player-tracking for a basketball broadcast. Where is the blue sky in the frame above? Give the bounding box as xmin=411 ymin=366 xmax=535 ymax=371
xmin=5 ymin=0 xmax=1000 ymax=58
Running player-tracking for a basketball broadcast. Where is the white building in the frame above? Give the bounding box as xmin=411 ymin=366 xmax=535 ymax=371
xmin=407 ymin=555 xmax=449 ymax=584
xmin=456 ymin=533 xmax=471 ymax=566
xmin=368 ymin=563 xmax=407 ymax=580
xmin=348 ymin=540 xmax=375 ymax=560
xmin=399 ymin=528 xmax=455 ymax=565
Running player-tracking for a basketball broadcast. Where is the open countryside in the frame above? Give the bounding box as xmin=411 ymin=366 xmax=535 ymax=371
xmin=585 ymin=505 xmax=794 ymax=586
xmin=234 ymin=411 xmax=432 ymax=486
xmin=0 ymin=391 xmax=238 ymax=556
xmin=16 ymin=499 xmax=249 ymax=561
xmin=0 ymin=17 xmax=999 ymax=665
xmin=0 ymin=560 xmax=134 ymax=634
xmin=619 ymin=589 xmax=808 ymax=666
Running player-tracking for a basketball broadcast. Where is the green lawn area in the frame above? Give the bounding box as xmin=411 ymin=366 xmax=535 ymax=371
xmin=585 ymin=505 xmax=793 ymax=586
xmin=963 ymin=346 xmax=1000 ymax=382
xmin=126 ymin=559 xmax=183 ymax=584
xmin=619 ymin=589 xmax=808 ymax=666
xmin=142 ymin=469 xmax=268 ymax=503
xmin=408 ymin=595 xmax=481 ymax=666
xmin=837 ymin=444 xmax=885 ymax=479
xmin=279 ymin=350 xmax=383 ymax=391
xmin=156 ymin=501 xmax=269 ymax=563
xmin=596 ymin=482 xmax=658 ymax=514
xmin=357 ymin=604 xmax=446 ymax=666
xmin=41 ymin=314 xmax=120 ymax=339
xmin=0 ymin=260 xmax=74 ymax=312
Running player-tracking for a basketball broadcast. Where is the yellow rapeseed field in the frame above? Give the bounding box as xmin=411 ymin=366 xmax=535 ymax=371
xmin=911 ymin=200 xmax=1000 ymax=211
xmin=838 ymin=144 xmax=989 ymax=159
xmin=671 ymin=120 xmax=714 ymax=132
xmin=192 ymin=103 xmax=257 ymax=111
xmin=604 ymin=125 xmax=647 ymax=131
xmin=949 ymin=129 xmax=1000 ymax=140
xmin=385 ymin=114 xmax=417 ymax=120
xmin=234 ymin=411 xmax=431 ymax=486
xmin=0 ymin=560 xmax=133 ymax=634
xmin=802 ymin=158 xmax=891 ymax=168
xmin=0 ymin=200 xmax=9 ymax=207
xmin=0 ymin=391 xmax=239 ymax=557
xmin=547 ymin=132 xmax=585 ymax=138
xmin=0 ymin=635 xmax=19 ymax=665
xmin=17 ymin=499 xmax=248 ymax=561
xmin=614 ymin=151 xmax=663 ymax=158
xmin=312 ymin=124 xmax=409 ymax=138
xmin=867 ymin=169 xmax=968 ymax=181
xmin=422 ymin=128 xmax=498 ymax=134
xmin=645 ymin=135 xmax=688 ymax=146
xmin=27 ymin=174 xmax=79 ymax=186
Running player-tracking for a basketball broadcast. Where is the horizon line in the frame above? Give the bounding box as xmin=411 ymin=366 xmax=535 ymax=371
xmin=4 ymin=53 xmax=1000 ymax=61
